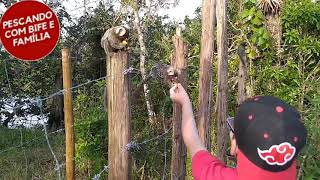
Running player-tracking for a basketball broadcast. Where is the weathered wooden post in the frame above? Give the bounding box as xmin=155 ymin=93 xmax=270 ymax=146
xmin=216 ymin=0 xmax=228 ymax=162
xmin=62 ymin=48 xmax=75 ymax=180
xmin=171 ymin=29 xmax=188 ymax=180
xmin=237 ymin=44 xmax=248 ymax=104
xmin=197 ymin=0 xmax=216 ymax=150
xmin=101 ymin=26 xmax=131 ymax=180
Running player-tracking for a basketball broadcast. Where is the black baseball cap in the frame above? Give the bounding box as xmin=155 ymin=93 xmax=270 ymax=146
xmin=234 ymin=96 xmax=307 ymax=172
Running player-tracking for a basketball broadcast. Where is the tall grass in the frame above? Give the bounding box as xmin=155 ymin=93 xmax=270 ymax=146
xmin=0 ymin=127 xmax=65 ymax=179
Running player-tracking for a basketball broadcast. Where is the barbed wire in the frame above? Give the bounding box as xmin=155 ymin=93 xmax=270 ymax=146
xmin=3 ymin=2 xmax=173 ymax=179
xmin=92 ymin=165 xmax=109 ymax=180
xmin=0 ymin=128 xmax=65 ymax=155
xmin=2 ymin=52 xmax=172 ymax=179
xmin=0 ymin=76 xmax=107 ymax=113
xmin=2 ymin=58 xmax=65 ymax=179
xmin=0 ymin=56 xmax=107 ymax=62
xmin=1 ymin=61 xmax=163 ymax=175
xmin=4 ymin=59 xmax=30 ymax=176
xmin=0 ymin=62 xmax=148 ymax=115
xmin=92 ymin=127 xmax=172 ymax=180
xmin=38 ymin=101 xmax=62 ymax=180
xmin=0 ymin=122 xmax=172 ymax=179
xmin=1 ymin=78 xmax=172 ymax=179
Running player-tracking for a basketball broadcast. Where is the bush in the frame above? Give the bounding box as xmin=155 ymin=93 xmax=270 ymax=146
xmin=73 ymin=80 xmax=107 ymax=178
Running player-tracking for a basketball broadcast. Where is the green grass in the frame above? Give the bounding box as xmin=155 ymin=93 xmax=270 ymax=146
xmin=0 ymin=126 xmax=65 ymax=180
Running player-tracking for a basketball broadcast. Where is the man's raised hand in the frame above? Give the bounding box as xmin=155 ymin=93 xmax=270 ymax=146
xmin=170 ymin=83 xmax=190 ymax=106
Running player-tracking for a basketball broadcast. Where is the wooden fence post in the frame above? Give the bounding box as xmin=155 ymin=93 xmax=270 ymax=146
xmin=197 ymin=0 xmax=216 ymax=150
xmin=237 ymin=44 xmax=248 ymax=104
xmin=62 ymin=48 xmax=75 ymax=180
xmin=171 ymin=31 xmax=188 ymax=180
xmin=216 ymin=0 xmax=228 ymax=162
xmin=101 ymin=26 xmax=131 ymax=180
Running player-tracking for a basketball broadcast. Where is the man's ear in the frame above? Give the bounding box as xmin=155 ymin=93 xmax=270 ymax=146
xmin=230 ymin=136 xmax=238 ymax=156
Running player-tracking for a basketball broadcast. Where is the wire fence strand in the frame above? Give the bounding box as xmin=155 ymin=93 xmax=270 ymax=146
xmin=38 ymin=101 xmax=62 ymax=180
xmin=1 ymin=55 xmax=172 ymax=179
xmin=0 ymin=76 xmax=107 ymax=113
xmin=92 ymin=128 xmax=172 ymax=179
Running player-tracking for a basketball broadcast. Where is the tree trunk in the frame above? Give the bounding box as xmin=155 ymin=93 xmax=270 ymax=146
xmin=171 ymin=34 xmax=188 ymax=180
xmin=237 ymin=44 xmax=248 ymax=104
xmin=216 ymin=0 xmax=228 ymax=162
xmin=48 ymin=69 xmax=64 ymax=130
xmin=265 ymin=14 xmax=282 ymax=51
xmin=197 ymin=0 xmax=216 ymax=150
xmin=133 ymin=9 xmax=156 ymax=124
xmin=247 ymin=58 xmax=255 ymax=97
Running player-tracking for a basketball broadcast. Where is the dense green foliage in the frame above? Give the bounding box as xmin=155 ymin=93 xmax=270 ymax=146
xmin=0 ymin=0 xmax=319 ymax=179
xmin=73 ymin=81 xmax=107 ymax=178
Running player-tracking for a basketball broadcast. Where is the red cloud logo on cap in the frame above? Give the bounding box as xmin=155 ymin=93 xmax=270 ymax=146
xmin=257 ymin=142 xmax=296 ymax=166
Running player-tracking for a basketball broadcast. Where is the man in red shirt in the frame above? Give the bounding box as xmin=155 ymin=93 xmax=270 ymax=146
xmin=170 ymin=83 xmax=307 ymax=180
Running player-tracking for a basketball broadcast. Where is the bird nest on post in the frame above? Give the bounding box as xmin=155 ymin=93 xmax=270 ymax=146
xmin=257 ymin=0 xmax=283 ymax=15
